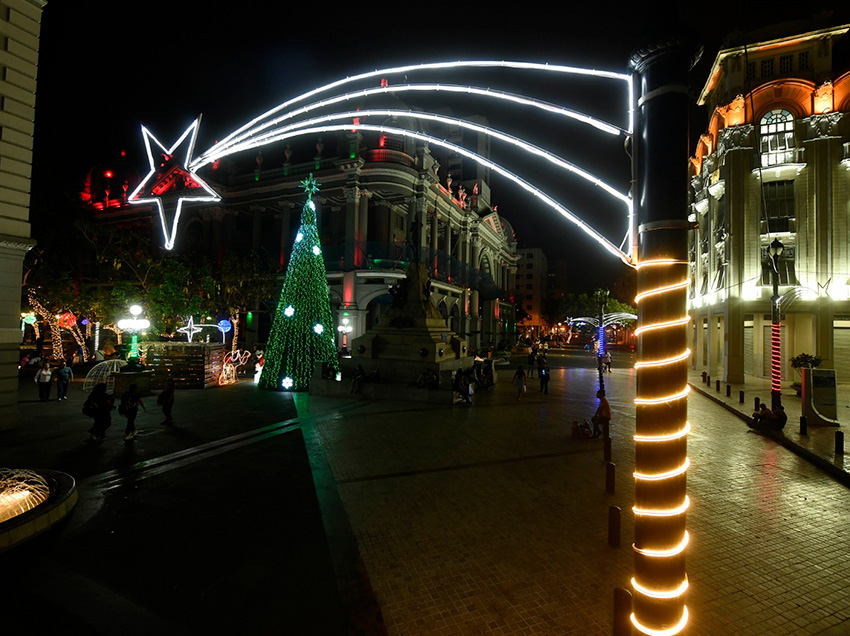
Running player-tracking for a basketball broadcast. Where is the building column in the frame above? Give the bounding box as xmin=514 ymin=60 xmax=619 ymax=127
xmin=278 ymin=204 xmax=292 ymax=269
xmin=357 ymin=190 xmax=370 ymax=267
xmin=430 ymin=212 xmax=439 ymax=277
xmin=445 ymin=222 xmax=453 ymax=281
xmin=344 ymin=186 xmax=360 ymax=268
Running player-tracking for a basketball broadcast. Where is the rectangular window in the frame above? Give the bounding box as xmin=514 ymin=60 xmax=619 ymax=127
xmin=799 ymin=51 xmax=809 ymax=70
xmin=761 ymin=180 xmax=796 ymax=233
xmin=780 ymin=55 xmax=793 ymax=74
xmin=747 ymin=62 xmax=756 ymax=81
xmin=761 ymin=58 xmax=774 ymax=77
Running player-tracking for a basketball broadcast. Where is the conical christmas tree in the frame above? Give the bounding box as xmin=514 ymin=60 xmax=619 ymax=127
xmin=259 ymin=174 xmax=339 ymax=390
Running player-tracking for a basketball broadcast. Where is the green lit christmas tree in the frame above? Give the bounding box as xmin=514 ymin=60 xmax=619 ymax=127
xmin=259 ymin=174 xmax=339 ymax=390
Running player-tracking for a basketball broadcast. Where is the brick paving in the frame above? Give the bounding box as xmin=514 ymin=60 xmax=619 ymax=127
xmin=307 ymin=361 xmax=850 ymax=635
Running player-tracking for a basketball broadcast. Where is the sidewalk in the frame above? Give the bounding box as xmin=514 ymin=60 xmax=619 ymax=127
xmin=688 ymin=368 xmax=850 ymax=486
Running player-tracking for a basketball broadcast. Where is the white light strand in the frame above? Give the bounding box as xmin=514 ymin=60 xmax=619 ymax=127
xmin=634 ymin=385 xmax=690 ymax=405
xmin=198 ymin=109 xmax=630 ymax=207
xmin=207 ymin=60 xmax=633 ymax=157
xmin=195 ymin=122 xmax=633 ymax=265
xmin=634 ymin=279 xmax=690 ymax=304
xmin=198 ymin=82 xmax=626 ymax=163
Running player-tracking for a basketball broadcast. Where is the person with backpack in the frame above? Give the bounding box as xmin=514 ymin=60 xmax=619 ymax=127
xmin=84 ymin=383 xmax=114 ymax=442
xmin=119 ymin=383 xmax=147 ymax=441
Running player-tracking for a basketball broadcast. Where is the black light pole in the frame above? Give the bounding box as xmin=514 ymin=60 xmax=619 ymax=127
xmin=769 ymin=238 xmax=785 ymax=410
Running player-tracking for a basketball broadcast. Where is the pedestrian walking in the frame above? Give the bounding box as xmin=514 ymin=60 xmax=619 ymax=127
xmin=34 ymin=361 xmax=52 ymax=402
xmin=119 ymin=383 xmax=147 ymax=441
xmin=527 ymin=349 xmax=536 ymax=378
xmin=539 ymin=361 xmax=550 ymax=394
xmin=512 ymin=365 xmax=527 ymax=401
xmin=604 ymin=351 xmax=612 ymax=373
xmin=591 ymin=388 xmax=611 ymax=439
xmin=157 ymin=377 xmax=176 ymax=425
xmin=84 ymin=383 xmax=114 ymax=442
xmin=54 ymin=360 xmax=73 ymax=401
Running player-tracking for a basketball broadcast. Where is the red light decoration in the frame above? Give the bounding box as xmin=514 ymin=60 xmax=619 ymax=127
xmin=57 ymin=312 xmax=77 ymax=329
xmin=771 ymin=322 xmax=782 ymax=394
xmin=104 ymin=170 xmax=114 ymax=178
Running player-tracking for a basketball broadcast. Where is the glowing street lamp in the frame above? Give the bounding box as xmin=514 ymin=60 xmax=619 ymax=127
xmin=117 ymin=304 xmax=150 ymax=359
xmin=768 ymin=238 xmax=784 ymax=410
xmin=337 ymin=315 xmax=353 ymax=352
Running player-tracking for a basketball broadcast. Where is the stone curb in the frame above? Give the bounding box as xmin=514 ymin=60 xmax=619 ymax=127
xmin=689 ymin=383 xmax=850 ymax=489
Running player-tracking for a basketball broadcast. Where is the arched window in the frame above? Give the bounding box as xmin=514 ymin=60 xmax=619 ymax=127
xmin=759 ymin=109 xmax=795 ymax=167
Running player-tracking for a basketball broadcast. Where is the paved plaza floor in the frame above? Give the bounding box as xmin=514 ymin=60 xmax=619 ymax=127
xmin=2 ymin=352 xmax=850 ymax=635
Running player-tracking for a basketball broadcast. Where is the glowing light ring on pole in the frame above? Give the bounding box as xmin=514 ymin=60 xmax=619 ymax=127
xmin=128 ymin=119 xmax=221 ymax=250
xmin=204 ymin=60 xmax=633 ymax=161
xmin=631 ymin=607 xmax=689 ymax=636
xmin=771 ymin=323 xmax=782 ymax=394
xmin=633 ymin=256 xmax=691 ymax=634
xmin=633 ymin=422 xmax=691 ymax=443
xmin=631 ymin=576 xmax=688 ymax=599
xmin=632 ymin=496 xmax=690 ymax=517
xmin=633 ymin=531 xmax=690 ymax=558
xmin=196 ymin=123 xmax=632 ymax=266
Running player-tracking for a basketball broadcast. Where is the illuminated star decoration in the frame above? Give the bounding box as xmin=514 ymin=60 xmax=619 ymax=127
xmin=300 ymin=173 xmax=321 ymax=199
xmin=128 ymin=118 xmax=220 ymax=250
xmin=177 ymin=316 xmax=203 ymax=341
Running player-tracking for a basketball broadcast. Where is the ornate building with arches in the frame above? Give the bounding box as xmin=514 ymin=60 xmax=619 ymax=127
xmin=688 ymin=23 xmax=850 ymax=384
xmin=87 ymin=112 xmax=520 ymax=354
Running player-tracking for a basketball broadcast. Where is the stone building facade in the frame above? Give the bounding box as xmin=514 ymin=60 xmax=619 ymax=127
xmin=0 ymin=0 xmax=45 ymax=428
xmin=688 ymin=23 xmax=850 ymax=383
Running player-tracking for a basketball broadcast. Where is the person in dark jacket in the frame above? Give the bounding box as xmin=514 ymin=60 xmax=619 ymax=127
xmin=120 ymin=383 xmax=147 ymax=441
xmin=85 ymin=383 xmax=114 ymax=442
xmin=157 ymin=377 xmax=176 ymax=425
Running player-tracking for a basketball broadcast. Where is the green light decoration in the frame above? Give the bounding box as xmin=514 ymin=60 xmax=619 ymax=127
xmin=259 ymin=174 xmax=339 ymax=390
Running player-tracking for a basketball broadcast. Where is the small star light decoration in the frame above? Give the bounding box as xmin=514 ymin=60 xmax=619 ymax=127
xmin=300 ymin=174 xmax=320 ymax=224
xmin=177 ymin=316 xmax=203 ymax=341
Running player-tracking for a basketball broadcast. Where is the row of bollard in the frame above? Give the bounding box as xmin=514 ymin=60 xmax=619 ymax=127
xmin=601 ymin=428 xmax=632 ymax=634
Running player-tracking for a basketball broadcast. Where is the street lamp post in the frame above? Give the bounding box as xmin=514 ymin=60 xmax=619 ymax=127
xmin=769 ymin=238 xmax=784 ymax=410
xmin=595 ymin=288 xmax=609 ymax=391
xmin=117 ymin=304 xmax=150 ymax=360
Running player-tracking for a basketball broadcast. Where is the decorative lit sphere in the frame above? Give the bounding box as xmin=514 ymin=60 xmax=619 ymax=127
xmin=308 ymin=200 xmax=316 ymax=211
xmin=58 ymin=312 xmax=77 ymax=329
xmin=312 ymin=245 xmax=321 ymax=256
xmin=295 ymin=232 xmax=303 ymax=243
xmin=282 ymin=377 xmax=294 ymax=390
xmin=129 ymin=304 xmax=143 ymax=317
xmin=218 ymin=319 xmax=232 ymax=333
xmin=313 ymin=323 xmax=324 ymax=335
xmin=284 ymin=305 xmax=295 ymax=318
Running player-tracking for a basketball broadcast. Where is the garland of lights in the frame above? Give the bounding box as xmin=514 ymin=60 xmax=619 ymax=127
xmin=631 ymin=242 xmax=691 ymax=636
xmin=258 ymin=175 xmax=339 ymax=391
xmin=27 ymin=289 xmax=64 ymax=362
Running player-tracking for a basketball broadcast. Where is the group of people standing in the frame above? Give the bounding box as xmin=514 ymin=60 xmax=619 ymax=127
xmin=33 ymin=360 xmax=73 ymax=402
xmin=82 ymin=377 xmax=175 ymax=443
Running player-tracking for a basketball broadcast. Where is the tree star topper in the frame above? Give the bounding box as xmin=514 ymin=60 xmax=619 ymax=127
xmin=301 ymin=173 xmax=320 ymax=199
xmin=128 ymin=118 xmax=220 ymax=250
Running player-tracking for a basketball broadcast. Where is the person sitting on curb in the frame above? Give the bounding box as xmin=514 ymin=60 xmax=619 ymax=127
xmin=751 ymin=403 xmax=773 ymax=430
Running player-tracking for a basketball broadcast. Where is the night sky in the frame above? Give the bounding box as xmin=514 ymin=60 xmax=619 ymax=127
xmin=31 ymin=4 xmax=849 ymax=295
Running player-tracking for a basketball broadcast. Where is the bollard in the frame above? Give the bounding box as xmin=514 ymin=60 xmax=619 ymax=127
xmin=726 ymin=384 xmax=731 ymax=397
xmin=706 ymin=374 xmax=711 ymax=387
xmin=605 ymin=462 xmax=615 ymax=494
xmin=799 ymin=416 xmax=807 ymax=436
xmin=604 ymin=436 xmax=612 ymax=462
xmin=701 ymin=371 xmax=706 ymax=383
xmin=754 ymin=396 xmax=760 ymax=410
xmin=608 ymin=506 xmax=621 ymax=548
xmin=715 ymin=379 xmax=720 ymax=392
xmin=836 ymin=431 xmax=844 ymax=456
xmin=739 ymin=390 xmax=745 ymax=404
xmin=613 ymin=587 xmax=632 ymax=636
